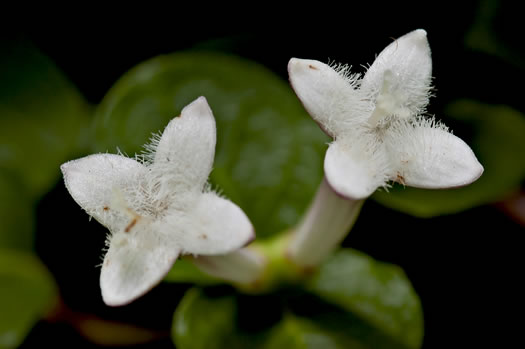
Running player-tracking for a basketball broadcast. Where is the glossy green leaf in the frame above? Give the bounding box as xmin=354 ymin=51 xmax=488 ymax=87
xmin=373 ymin=100 xmax=525 ymax=217
xmin=307 ymin=249 xmax=423 ymax=349
xmin=0 ymin=249 xmax=58 ymax=348
xmin=0 ymin=40 xmax=90 ymax=197
xmin=0 ymin=172 xmax=34 ymax=251
xmin=172 ymin=288 xmax=238 ymax=349
xmin=92 ymin=52 xmax=328 ymax=237
xmin=173 ymin=281 xmax=420 ymax=349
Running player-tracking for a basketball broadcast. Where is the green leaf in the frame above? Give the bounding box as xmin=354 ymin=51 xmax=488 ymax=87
xmin=0 ymin=172 xmax=34 ymax=251
xmin=307 ymin=249 xmax=423 ymax=349
xmin=172 ymin=287 xmax=345 ymax=349
xmin=264 ymin=315 xmax=353 ymax=349
xmin=0 ymin=40 xmax=90 ymax=197
xmin=465 ymin=0 xmax=523 ymax=68
xmin=173 ymin=284 xmax=419 ymax=349
xmin=164 ymin=258 xmax=221 ymax=285
xmin=373 ymin=100 xmax=525 ymax=217
xmin=172 ymin=288 xmax=238 ymax=349
xmin=174 ymin=287 xmax=293 ymax=349
xmin=0 ymin=249 xmax=58 ymax=349
xmin=92 ymin=52 xmax=328 ymax=237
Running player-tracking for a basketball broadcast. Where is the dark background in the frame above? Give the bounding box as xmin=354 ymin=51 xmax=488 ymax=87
xmin=2 ymin=1 xmax=522 ymax=348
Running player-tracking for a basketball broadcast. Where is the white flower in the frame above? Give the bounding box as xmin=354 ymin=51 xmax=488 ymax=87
xmin=61 ymin=97 xmax=254 ymax=306
xmin=288 ymin=29 xmax=483 ymax=199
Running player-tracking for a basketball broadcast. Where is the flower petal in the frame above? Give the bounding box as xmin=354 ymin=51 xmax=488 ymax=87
xmin=167 ymin=192 xmax=255 ymax=256
xmin=151 ymin=96 xmax=216 ymax=192
xmin=385 ymin=120 xmax=484 ymax=188
xmin=100 ymin=220 xmax=180 ymax=306
xmin=324 ymin=138 xmax=390 ymax=199
xmin=361 ymin=29 xmax=432 ymax=118
xmin=61 ymin=154 xmax=145 ymax=231
xmin=288 ymin=58 xmax=369 ymax=137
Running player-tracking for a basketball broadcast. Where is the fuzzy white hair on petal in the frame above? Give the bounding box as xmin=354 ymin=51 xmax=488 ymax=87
xmin=288 ymin=29 xmax=483 ymax=198
xmin=61 ymin=96 xmax=256 ymax=306
xmin=288 ymin=58 xmax=370 ymax=138
xmin=385 ymin=117 xmax=484 ymax=188
xmin=361 ymin=29 xmax=433 ymax=119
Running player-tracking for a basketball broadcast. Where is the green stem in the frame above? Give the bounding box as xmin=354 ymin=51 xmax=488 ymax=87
xmin=190 ymin=178 xmax=364 ymax=291
xmin=286 ymin=177 xmax=364 ymax=267
xmin=192 ymin=248 xmax=267 ymax=286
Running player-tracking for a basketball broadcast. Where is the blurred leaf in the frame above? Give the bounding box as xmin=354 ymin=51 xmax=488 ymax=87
xmin=374 ymin=100 xmax=525 ymax=217
xmin=72 ymin=315 xmax=161 ymax=347
xmin=0 ymin=172 xmax=34 ymax=251
xmin=264 ymin=315 xmax=355 ymax=349
xmin=172 ymin=288 xmax=346 ymax=349
xmin=172 ymin=288 xmax=239 ymax=349
xmin=92 ymin=52 xmax=328 ymax=237
xmin=164 ymin=258 xmax=221 ymax=285
xmin=307 ymin=249 xmax=423 ymax=349
xmin=0 ymin=40 xmax=90 ymax=197
xmin=465 ymin=0 xmax=523 ymax=68
xmin=174 ymin=280 xmax=421 ymax=349
xmin=0 ymin=249 xmax=58 ymax=349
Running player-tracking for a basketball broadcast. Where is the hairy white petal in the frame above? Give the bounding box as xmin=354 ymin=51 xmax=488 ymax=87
xmin=361 ymin=29 xmax=432 ymax=118
xmin=61 ymin=154 xmax=145 ymax=231
xmin=100 ymin=220 xmax=180 ymax=306
xmin=150 ymin=96 xmax=216 ymax=194
xmin=62 ymin=97 xmax=260 ymax=305
xmin=288 ymin=58 xmax=369 ymax=137
xmin=324 ymin=138 xmax=390 ymax=199
xmin=385 ymin=119 xmax=484 ymax=188
xmin=164 ymin=192 xmax=255 ymax=256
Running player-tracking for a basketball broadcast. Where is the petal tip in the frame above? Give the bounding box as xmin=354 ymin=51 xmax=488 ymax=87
xmin=100 ymin=279 xmax=135 ymax=307
xmin=287 ymin=58 xmax=322 ymax=75
xmin=234 ymin=209 xmax=256 ymax=249
xmin=100 ymin=253 xmax=178 ymax=307
xmin=194 ymin=95 xmax=209 ymax=106
xmin=324 ymin=175 xmax=371 ymax=201
xmin=287 ymin=57 xmax=301 ymax=77
xmin=60 ymin=159 xmax=82 ymax=190
xmin=469 ymin=160 xmax=484 ymax=184
xmin=60 ymin=158 xmax=82 ymax=177
xmin=324 ymin=142 xmax=380 ymax=200
xmin=448 ymin=162 xmax=484 ymax=188
xmin=412 ymin=29 xmax=427 ymax=37
xmin=60 ymin=161 xmax=70 ymax=176
xmin=182 ymin=96 xmax=213 ymax=118
xmin=287 ymin=57 xmax=300 ymax=72
xmin=405 ymin=29 xmax=429 ymax=47
xmin=243 ymin=227 xmax=256 ymax=247
xmin=101 ymin=292 xmax=129 ymax=307
xmin=452 ymin=146 xmax=484 ymax=188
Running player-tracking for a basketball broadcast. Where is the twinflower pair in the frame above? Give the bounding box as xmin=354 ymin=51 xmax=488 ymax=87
xmin=61 ymin=29 xmax=483 ymax=306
